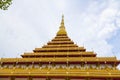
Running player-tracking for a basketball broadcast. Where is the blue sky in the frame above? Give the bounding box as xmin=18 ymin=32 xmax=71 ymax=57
xmin=0 ymin=0 xmax=120 ymax=64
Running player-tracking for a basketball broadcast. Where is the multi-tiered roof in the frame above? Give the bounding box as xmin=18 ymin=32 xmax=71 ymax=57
xmin=21 ymin=15 xmax=96 ymax=58
xmin=0 ymin=15 xmax=120 ymax=79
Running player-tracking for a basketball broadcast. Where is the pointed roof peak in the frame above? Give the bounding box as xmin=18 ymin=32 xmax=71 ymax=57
xmin=60 ymin=14 xmax=65 ymax=28
xmin=57 ymin=15 xmax=67 ymax=35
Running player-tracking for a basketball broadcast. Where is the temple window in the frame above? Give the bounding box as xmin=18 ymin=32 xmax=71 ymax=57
xmin=48 ymin=64 xmax=52 ymax=69
xmin=84 ymin=64 xmax=88 ymax=69
xmin=8 ymin=64 xmax=13 ymax=68
xmin=100 ymin=64 xmax=105 ymax=69
xmin=28 ymin=64 xmax=33 ymax=68
xmin=76 ymin=64 xmax=81 ymax=69
xmin=69 ymin=64 xmax=74 ymax=69
xmin=42 ymin=64 xmax=47 ymax=68
xmin=21 ymin=64 xmax=26 ymax=68
xmin=17 ymin=64 xmax=21 ymax=68
xmin=34 ymin=64 xmax=39 ymax=68
xmin=61 ymin=64 xmax=66 ymax=68
xmin=55 ymin=64 xmax=60 ymax=69
xmin=3 ymin=64 xmax=8 ymax=68
xmin=91 ymin=64 xmax=96 ymax=69
xmin=107 ymin=64 xmax=113 ymax=69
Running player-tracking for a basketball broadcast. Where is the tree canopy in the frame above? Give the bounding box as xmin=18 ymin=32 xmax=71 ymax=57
xmin=0 ymin=0 xmax=12 ymax=10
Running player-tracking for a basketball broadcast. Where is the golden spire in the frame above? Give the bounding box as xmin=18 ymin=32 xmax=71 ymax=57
xmin=60 ymin=14 xmax=65 ymax=28
xmin=57 ymin=15 xmax=67 ymax=35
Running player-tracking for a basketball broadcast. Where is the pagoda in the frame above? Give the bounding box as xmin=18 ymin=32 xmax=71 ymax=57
xmin=0 ymin=15 xmax=120 ymax=80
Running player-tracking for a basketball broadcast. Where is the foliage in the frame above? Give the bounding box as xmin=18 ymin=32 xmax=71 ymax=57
xmin=0 ymin=0 xmax=12 ymax=10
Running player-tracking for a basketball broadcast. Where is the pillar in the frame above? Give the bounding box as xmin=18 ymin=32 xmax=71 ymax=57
xmin=10 ymin=76 xmax=15 ymax=80
xmin=28 ymin=77 xmax=32 ymax=80
xmin=106 ymin=78 xmax=113 ymax=80
xmin=85 ymin=78 xmax=90 ymax=80
xmin=46 ymin=77 xmax=51 ymax=80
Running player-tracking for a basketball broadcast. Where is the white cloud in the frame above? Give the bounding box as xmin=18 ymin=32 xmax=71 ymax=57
xmin=69 ymin=0 xmax=120 ymax=57
xmin=52 ymin=0 xmax=66 ymax=12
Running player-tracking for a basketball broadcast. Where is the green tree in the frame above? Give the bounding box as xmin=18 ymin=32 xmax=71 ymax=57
xmin=0 ymin=0 xmax=12 ymax=10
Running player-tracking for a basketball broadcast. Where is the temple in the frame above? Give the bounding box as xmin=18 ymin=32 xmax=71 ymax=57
xmin=0 ymin=15 xmax=120 ymax=80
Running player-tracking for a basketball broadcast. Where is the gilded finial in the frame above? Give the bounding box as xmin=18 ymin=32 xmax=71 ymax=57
xmin=57 ymin=15 xmax=67 ymax=35
xmin=62 ymin=14 xmax=64 ymax=20
xmin=60 ymin=14 xmax=65 ymax=28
